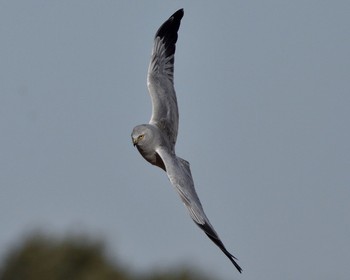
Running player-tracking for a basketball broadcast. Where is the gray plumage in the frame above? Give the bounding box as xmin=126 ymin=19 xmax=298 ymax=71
xmin=131 ymin=9 xmax=242 ymax=273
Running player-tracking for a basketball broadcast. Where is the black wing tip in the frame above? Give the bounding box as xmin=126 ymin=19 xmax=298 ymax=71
xmin=199 ymin=222 xmax=242 ymax=273
xmin=172 ymin=8 xmax=184 ymax=20
xmin=154 ymin=9 xmax=184 ymax=40
xmin=215 ymin=238 xmax=243 ymax=273
xmin=220 ymin=245 xmax=242 ymax=273
xmin=228 ymin=254 xmax=243 ymax=273
xmin=236 ymin=266 xmax=243 ymax=274
xmin=224 ymin=249 xmax=243 ymax=273
xmin=153 ymin=9 xmax=184 ymax=65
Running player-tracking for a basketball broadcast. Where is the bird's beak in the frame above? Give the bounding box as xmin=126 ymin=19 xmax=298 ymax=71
xmin=132 ymin=138 xmax=137 ymax=147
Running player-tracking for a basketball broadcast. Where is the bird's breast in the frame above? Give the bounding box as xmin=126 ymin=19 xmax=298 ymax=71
xmin=136 ymin=145 xmax=166 ymax=171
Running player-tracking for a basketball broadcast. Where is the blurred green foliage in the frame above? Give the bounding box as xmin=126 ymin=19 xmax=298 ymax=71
xmin=0 ymin=233 xmax=212 ymax=280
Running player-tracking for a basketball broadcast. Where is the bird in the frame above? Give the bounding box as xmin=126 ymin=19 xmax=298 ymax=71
xmin=131 ymin=9 xmax=242 ymax=273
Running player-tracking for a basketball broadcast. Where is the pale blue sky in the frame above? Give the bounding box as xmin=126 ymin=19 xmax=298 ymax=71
xmin=1 ymin=1 xmax=350 ymax=279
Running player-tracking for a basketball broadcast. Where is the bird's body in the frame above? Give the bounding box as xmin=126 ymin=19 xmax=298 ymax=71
xmin=131 ymin=9 xmax=242 ymax=273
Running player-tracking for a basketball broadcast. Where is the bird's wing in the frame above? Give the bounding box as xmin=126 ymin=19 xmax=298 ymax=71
xmin=147 ymin=9 xmax=183 ymax=149
xmin=156 ymin=147 xmax=242 ymax=273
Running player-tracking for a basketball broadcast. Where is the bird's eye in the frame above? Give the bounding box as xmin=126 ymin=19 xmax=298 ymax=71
xmin=138 ymin=135 xmax=144 ymax=140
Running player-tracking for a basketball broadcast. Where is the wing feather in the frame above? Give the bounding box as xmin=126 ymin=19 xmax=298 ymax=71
xmin=147 ymin=9 xmax=184 ymax=149
xmin=156 ymin=147 xmax=242 ymax=273
xmin=156 ymin=148 xmax=209 ymax=225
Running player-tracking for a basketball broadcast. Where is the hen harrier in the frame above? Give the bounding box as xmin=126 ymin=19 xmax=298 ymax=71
xmin=131 ymin=9 xmax=242 ymax=273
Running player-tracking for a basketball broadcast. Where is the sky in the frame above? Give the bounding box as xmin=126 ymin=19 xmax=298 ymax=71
xmin=1 ymin=1 xmax=350 ymax=279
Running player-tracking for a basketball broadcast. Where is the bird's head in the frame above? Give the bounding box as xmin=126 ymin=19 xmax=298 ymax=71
xmin=131 ymin=125 xmax=152 ymax=147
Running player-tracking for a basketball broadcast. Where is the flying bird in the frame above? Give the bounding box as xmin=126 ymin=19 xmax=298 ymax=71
xmin=131 ymin=9 xmax=242 ymax=273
